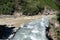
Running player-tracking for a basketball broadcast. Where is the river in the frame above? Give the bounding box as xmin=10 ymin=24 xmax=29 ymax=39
xmin=11 ymin=17 xmax=49 ymax=40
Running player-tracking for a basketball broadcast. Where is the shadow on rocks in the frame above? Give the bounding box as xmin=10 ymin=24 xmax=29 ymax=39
xmin=0 ymin=25 xmax=15 ymax=39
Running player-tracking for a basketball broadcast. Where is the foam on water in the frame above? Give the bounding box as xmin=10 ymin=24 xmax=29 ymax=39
xmin=11 ymin=17 xmax=49 ymax=40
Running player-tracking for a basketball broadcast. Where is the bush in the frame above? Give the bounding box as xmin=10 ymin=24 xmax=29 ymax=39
xmin=0 ymin=0 xmax=15 ymax=15
xmin=21 ymin=0 xmax=44 ymax=16
xmin=21 ymin=0 xmax=60 ymax=16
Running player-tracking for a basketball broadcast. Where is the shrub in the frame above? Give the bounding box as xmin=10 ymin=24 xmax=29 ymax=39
xmin=0 ymin=0 xmax=15 ymax=15
xmin=21 ymin=0 xmax=44 ymax=16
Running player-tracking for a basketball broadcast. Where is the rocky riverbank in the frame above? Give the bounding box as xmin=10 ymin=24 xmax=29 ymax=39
xmin=0 ymin=15 xmax=57 ymax=40
xmin=0 ymin=24 xmax=55 ymax=40
xmin=46 ymin=17 xmax=60 ymax=40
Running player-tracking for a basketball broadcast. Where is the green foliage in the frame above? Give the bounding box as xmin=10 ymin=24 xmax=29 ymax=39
xmin=21 ymin=0 xmax=44 ymax=15
xmin=44 ymin=0 xmax=59 ymax=10
xmin=21 ymin=0 xmax=60 ymax=15
xmin=0 ymin=0 xmax=60 ymax=15
xmin=0 ymin=0 xmax=15 ymax=15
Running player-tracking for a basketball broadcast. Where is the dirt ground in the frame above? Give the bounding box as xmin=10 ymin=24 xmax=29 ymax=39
xmin=0 ymin=15 xmax=55 ymax=27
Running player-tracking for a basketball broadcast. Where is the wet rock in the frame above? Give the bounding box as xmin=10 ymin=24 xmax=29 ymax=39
xmin=0 ymin=25 xmax=15 ymax=39
xmin=46 ymin=27 xmax=53 ymax=40
xmin=54 ymin=23 xmax=59 ymax=28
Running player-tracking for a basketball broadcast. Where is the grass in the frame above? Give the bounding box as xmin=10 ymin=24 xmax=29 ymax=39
xmin=44 ymin=0 xmax=59 ymax=10
xmin=26 ymin=0 xmax=59 ymax=9
xmin=40 ymin=0 xmax=60 ymax=10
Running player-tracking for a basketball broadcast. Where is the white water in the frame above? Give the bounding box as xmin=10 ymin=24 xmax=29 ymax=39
xmin=11 ymin=17 xmax=49 ymax=40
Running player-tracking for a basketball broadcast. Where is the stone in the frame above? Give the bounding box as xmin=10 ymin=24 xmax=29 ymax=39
xmin=54 ymin=23 xmax=59 ymax=28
